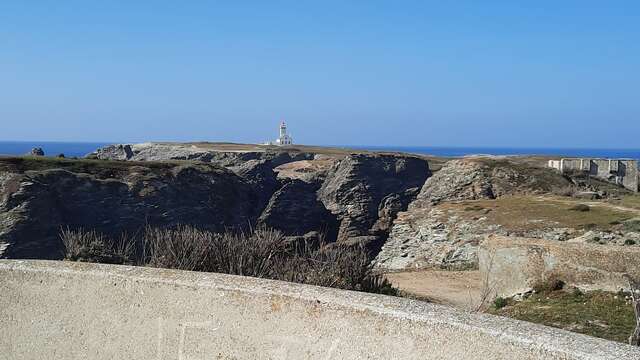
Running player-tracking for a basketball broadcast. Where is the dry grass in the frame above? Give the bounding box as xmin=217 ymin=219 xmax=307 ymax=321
xmin=60 ymin=228 xmax=134 ymax=264
xmin=60 ymin=225 xmax=396 ymax=295
xmin=612 ymin=194 xmax=640 ymax=211
xmin=551 ymin=185 xmax=578 ymax=197
xmin=0 ymin=156 xmax=202 ymax=180
xmin=441 ymin=195 xmax=635 ymax=232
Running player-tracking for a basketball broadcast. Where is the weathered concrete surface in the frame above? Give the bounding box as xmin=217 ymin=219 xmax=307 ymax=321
xmin=1 ymin=260 xmax=638 ymax=359
xmin=479 ymin=235 xmax=640 ymax=297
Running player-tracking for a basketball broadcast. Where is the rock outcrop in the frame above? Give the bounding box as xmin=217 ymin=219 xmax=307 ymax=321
xmin=90 ymin=143 xmax=315 ymax=168
xmin=415 ymin=158 xmax=573 ymax=206
xmin=29 ymin=148 xmax=44 ymax=156
xmin=318 ymin=154 xmax=431 ymax=249
xmin=374 ymin=157 xmax=577 ymax=271
xmin=93 ymin=144 xmax=133 ymax=161
xmin=0 ymin=160 xmax=258 ymax=259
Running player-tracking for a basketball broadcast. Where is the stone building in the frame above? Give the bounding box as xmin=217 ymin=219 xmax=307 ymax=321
xmin=548 ymin=158 xmax=639 ymax=192
xmin=265 ymin=121 xmax=293 ymax=146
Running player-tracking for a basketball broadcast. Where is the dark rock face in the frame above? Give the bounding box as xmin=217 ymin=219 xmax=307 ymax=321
xmin=0 ymin=150 xmax=433 ymax=260
xmin=231 ymin=160 xmax=280 ymax=218
xmin=258 ymin=180 xmax=338 ymax=239
xmin=318 ymin=154 xmax=431 ymax=247
xmin=0 ymin=163 xmax=257 ymax=259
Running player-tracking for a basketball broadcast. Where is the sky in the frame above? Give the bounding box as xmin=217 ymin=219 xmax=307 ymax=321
xmin=1 ymin=1 xmax=639 ymax=148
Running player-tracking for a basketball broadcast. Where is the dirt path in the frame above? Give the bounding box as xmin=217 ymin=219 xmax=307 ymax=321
xmin=385 ymin=270 xmax=483 ymax=310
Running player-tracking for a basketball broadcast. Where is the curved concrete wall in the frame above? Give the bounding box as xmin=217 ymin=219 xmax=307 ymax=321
xmin=0 ymin=260 xmax=637 ymax=359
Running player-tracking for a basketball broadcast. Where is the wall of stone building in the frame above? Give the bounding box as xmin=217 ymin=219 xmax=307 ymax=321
xmin=2 ymin=260 xmax=638 ymax=359
xmin=621 ymin=159 xmax=639 ymax=192
xmin=479 ymin=235 xmax=640 ymax=297
xmin=549 ymin=158 xmax=639 ymax=192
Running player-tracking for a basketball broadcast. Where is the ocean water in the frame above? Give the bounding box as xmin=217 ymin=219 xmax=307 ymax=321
xmin=0 ymin=141 xmax=110 ymax=158
xmin=1 ymin=141 xmax=639 ymax=160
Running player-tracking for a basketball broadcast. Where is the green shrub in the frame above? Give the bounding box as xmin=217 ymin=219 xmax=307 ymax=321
xmin=533 ymin=277 xmax=565 ymax=294
xmin=624 ymin=239 xmax=637 ymax=246
xmin=493 ymin=297 xmax=508 ymax=309
xmin=569 ymin=204 xmax=590 ymax=212
xmin=623 ymin=218 xmax=640 ymax=232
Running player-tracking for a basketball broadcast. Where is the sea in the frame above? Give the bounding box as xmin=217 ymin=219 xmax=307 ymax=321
xmin=0 ymin=141 xmax=639 ymax=160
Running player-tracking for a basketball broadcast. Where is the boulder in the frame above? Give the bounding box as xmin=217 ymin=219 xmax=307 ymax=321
xmin=29 ymin=147 xmax=44 ymax=156
xmin=93 ymin=144 xmax=133 ymax=161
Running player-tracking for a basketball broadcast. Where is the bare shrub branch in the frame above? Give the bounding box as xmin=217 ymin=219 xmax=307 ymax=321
xmin=625 ymin=274 xmax=640 ymax=346
xmin=60 ymin=225 xmax=396 ymax=295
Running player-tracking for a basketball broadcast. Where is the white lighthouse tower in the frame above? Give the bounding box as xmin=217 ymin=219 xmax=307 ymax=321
xmin=275 ymin=121 xmax=293 ymax=146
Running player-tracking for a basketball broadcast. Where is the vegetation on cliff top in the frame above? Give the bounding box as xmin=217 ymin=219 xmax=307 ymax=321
xmin=0 ymin=156 xmax=211 ymax=175
xmin=490 ymin=287 xmax=636 ymax=344
xmin=60 ymin=225 xmax=397 ymax=295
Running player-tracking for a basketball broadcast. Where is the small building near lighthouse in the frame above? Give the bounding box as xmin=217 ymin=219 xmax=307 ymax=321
xmin=265 ymin=121 xmax=294 ymax=146
xmin=276 ymin=121 xmax=293 ymax=145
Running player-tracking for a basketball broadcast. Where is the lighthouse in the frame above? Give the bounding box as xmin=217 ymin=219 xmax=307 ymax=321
xmin=275 ymin=121 xmax=293 ymax=146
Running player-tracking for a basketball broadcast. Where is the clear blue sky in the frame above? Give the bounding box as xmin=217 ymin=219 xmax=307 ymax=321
xmin=1 ymin=1 xmax=638 ymax=147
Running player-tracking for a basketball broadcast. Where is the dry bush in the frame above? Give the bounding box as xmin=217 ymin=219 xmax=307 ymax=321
xmin=532 ymin=277 xmax=565 ymax=294
xmin=60 ymin=225 xmax=395 ymax=295
xmin=277 ymin=241 xmax=393 ymax=293
xmin=205 ymin=226 xmax=290 ymax=278
xmin=473 ymin=252 xmax=502 ymax=312
xmin=626 ymin=275 xmax=640 ymax=346
xmin=60 ymin=227 xmax=134 ymax=264
xmin=142 ymin=225 xmax=213 ymax=271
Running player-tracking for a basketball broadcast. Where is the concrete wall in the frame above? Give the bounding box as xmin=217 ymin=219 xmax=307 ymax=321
xmin=548 ymin=158 xmax=639 ymax=192
xmin=1 ymin=261 xmax=638 ymax=359
xmin=479 ymin=235 xmax=640 ymax=297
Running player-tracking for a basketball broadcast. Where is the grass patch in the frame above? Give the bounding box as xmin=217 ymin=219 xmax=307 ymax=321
xmin=464 ymin=205 xmax=485 ymax=212
xmin=0 ymin=156 xmax=223 ymax=180
xmin=490 ymin=289 xmax=636 ymax=343
xmin=623 ymin=218 xmax=640 ymax=232
xmin=610 ymin=194 xmax=640 ymax=211
xmin=569 ymin=204 xmax=590 ymax=212
xmin=441 ymin=196 xmax=635 ymax=232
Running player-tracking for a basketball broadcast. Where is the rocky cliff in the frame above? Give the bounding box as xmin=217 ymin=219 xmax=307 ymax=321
xmin=0 ymin=149 xmax=430 ymax=259
xmin=90 ymin=143 xmax=315 ymax=167
xmin=0 ymin=158 xmax=258 ymax=259
xmin=374 ymin=158 xmax=575 ymax=271
xmin=318 ymin=154 xmax=430 ymax=250
xmin=374 ymin=157 xmax=640 ymax=272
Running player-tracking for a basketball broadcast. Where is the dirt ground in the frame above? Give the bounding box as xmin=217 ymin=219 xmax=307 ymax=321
xmin=385 ymin=270 xmax=483 ymax=310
